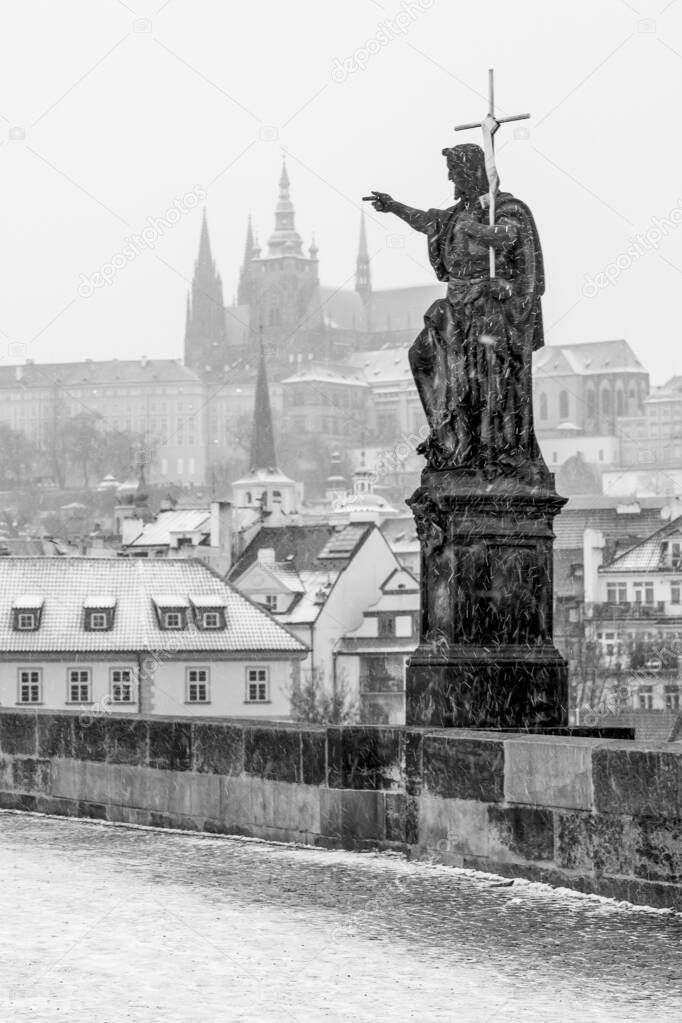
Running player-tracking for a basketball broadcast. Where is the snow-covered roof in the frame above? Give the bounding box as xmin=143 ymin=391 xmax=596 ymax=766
xmin=0 ymin=559 xmax=307 ymax=655
xmin=126 ymin=508 xmax=210 ymax=548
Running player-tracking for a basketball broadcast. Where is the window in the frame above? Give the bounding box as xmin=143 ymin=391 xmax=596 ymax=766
xmin=18 ymin=669 xmax=41 ymax=704
xmin=264 ymin=594 xmax=278 ymax=611
xmin=17 ymin=612 xmax=36 ymax=630
xmin=586 ymin=388 xmax=596 ymax=419
xmin=606 ymin=583 xmax=627 ymax=603
xmin=246 ymin=667 xmax=269 ymax=703
xmin=163 ymin=611 xmax=183 ymax=629
xmin=187 ymin=667 xmax=210 ymax=703
xmin=89 ymin=612 xmax=108 ymax=630
xmin=202 ymin=611 xmax=221 ymax=629
xmin=378 ymin=615 xmax=396 ymax=638
xmin=539 ymin=392 xmax=548 ymax=420
xmin=68 ymin=669 xmax=91 ymax=703
xmin=665 ymin=687 xmax=680 ymax=711
xmin=601 ymin=388 xmax=611 ymax=415
xmin=111 ymin=668 xmax=134 ymax=703
xmin=638 ymin=685 xmax=653 ymax=710
xmin=672 ymin=583 xmax=681 ymax=605
xmin=559 ymin=390 xmax=569 ymax=420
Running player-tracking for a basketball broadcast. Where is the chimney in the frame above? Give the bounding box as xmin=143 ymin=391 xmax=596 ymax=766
xmin=141 ymin=355 xmax=149 ymax=368
xmin=210 ymin=500 xmax=233 ymax=558
xmin=120 ymin=515 xmax=144 ymax=546
xmin=583 ymin=528 xmax=605 ymax=605
xmin=15 ymin=366 xmax=23 ymax=382
xmin=257 ymin=547 xmax=275 ymax=565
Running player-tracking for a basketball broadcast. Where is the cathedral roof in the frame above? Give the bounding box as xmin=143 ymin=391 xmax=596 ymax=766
xmin=534 ymin=340 xmax=647 ymax=377
xmin=0 ymin=359 xmax=201 ymax=389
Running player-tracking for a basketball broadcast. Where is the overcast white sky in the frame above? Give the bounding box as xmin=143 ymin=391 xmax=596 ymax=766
xmin=1 ymin=0 xmax=681 ymax=382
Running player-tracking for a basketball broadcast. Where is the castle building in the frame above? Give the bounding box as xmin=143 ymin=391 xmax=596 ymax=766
xmin=0 ymin=358 xmax=206 ymax=486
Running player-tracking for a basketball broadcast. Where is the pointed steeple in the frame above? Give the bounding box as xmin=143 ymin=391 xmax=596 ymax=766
xmin=309 ymin=232 xmax=319 ymax=260
xmin=184 ymin=209 xmax=226 ymax=374
xmin=249 ymin=327 xmax=278 ymax=472
xmin=267 ymin=157 xmax=303 ymax=256
xmin=237 ymin=215 xmax=258 ymax=306
xmin=355 ymin=209 xmax=372 ymax=303
xmin=243 ymin=214 xmax=255 ymax=264
xmin=197 ymin=208 xmax=213 ymax=267
xmin=280 ymin=158 xmax=290 ymax=192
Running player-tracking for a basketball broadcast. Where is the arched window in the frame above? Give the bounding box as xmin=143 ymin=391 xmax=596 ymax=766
xmin=559 ymin=390 xmax=569 ymax=420
xmin=628 ymin=383 xmax=638 ymax=415
xmin=586 ymin=388 xmax=596 ymax=419
xmin=616 ymin=389 xmax=625 ymax=416
xmin=601 ymin=388 xmax=611 ymax=415
xmin=539 ymin=392 xmax=548 ymax=420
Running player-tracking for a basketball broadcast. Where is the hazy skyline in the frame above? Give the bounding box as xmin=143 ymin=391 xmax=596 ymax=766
xmin=2 ymin=0 xmax=682 ymax=382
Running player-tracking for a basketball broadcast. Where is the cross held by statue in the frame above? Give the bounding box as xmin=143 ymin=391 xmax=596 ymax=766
xmin=454 ymin=69 xmax=530 ymax=278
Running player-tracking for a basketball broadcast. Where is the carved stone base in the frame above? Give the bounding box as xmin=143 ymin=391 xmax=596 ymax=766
xmin=406 ymin=469 xmax=568 ymax=729
xmin=406 ymin=644 xmax=568 ymax=728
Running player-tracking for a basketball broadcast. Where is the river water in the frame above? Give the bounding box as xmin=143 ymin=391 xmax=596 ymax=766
xmin=0 ymin=812 xmax=680 ymax=1022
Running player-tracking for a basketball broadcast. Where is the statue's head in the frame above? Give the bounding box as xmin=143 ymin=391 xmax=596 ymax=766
xmin=442 ymin=144 xmax=488 ymax=200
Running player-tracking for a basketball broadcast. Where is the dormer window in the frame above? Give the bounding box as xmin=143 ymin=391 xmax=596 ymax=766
xmin=153 ymin=595 xmax=189 ymax=630
xmin=12 ymin=595 xmax=44 ymax=631
xmin=164 ymin=611 xmax=184 ymax=630
xmin=188 ymin=595 xmax=226 ymax=630
xmin=83 ymin=596 xmax=116 ymax=632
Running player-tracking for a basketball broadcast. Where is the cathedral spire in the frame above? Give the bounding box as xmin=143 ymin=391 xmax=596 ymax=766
xmin=184 ymin=210 xmax=226 ymax=374
xmin=243 ymin=214 xmax=255 ymax=264
xmin=355 ymin=209 xmax=372 ymax=303
xmin=267 ymin=158 xmax=303 ymax=256
xmin=237 ymin=215 xmax=257 ymax=306
xmin=249 ymin=327 xmax=278 ymax=472
xmin=197 ymin=208 xmax=213 ymax=268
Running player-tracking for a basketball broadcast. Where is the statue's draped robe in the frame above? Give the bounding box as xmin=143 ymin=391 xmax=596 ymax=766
xmin=406 ymin=193 xmax=546 ymax=477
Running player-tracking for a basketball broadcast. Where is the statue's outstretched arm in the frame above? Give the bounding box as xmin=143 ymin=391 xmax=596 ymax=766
xmin=364 ymin=191 xmax=435 ymax=234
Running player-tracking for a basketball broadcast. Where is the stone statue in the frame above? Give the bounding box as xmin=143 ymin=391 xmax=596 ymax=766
xmin=366 ymin=142 xmax=547 ymax=482
xmin=364 ymin=72 xmax=568 ymax=730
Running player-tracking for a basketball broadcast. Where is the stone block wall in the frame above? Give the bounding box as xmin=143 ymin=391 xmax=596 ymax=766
xmin=0 ymin=710 xmax=680 ymax=910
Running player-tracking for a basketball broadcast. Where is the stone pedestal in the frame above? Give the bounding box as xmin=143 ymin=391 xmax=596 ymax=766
xmin=406 ymin=470 xmax=568 ymax=728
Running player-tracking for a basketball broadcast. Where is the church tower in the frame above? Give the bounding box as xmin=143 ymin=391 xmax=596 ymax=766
xmin=231 ymin=330 xmax=301 ymax=534
xmin=236 ymin=213 xmax=255 ymax=307
xmin=184 ymin=211 xmax=227 ymax=375
xmin=243 ymin=160 xmax=323 ymax=366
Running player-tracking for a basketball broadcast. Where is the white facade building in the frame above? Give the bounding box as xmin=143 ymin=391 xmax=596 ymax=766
xmin=0 ymin=558 xmax=306 ymax=719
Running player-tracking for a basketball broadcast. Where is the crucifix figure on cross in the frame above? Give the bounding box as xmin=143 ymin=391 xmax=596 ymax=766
xmin=454 ymin=69 xmax=530 ymax=278
xmin=363 ymin=72 xmax=547 ymax=482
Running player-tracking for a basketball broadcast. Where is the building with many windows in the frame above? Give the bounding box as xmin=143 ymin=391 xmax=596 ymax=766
xmin=0 ymin=558 xmax=307 ymax=718
xmin=533 ymin=339 xmax=648 ymax=436
xmin=582 ymin=517 xmax=682 ymax=713
xmin=0 ymin=357 xmax=206 ymax=486
xmin=334 ymin=567 xmax=418 ymax=724
xmin=228 ymin=521 xmax=400 ymax=711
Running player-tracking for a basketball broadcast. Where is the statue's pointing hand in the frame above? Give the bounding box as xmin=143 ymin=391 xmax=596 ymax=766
xmin=363 ymin=191 xmax=393 ymax=212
